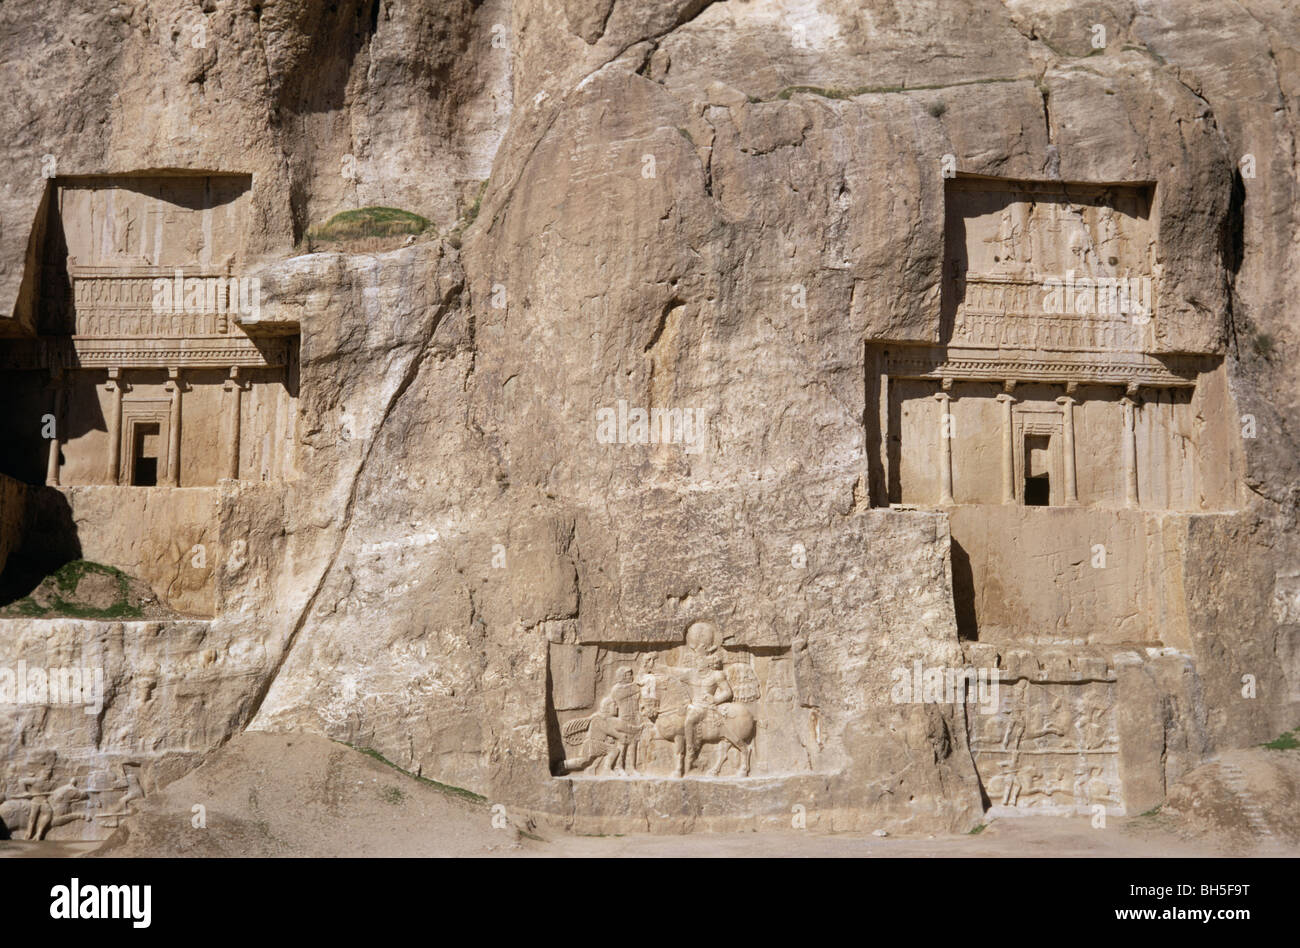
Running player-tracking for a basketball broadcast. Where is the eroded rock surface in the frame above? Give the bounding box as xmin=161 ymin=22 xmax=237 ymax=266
xmin=0 ymin=0 xmax=1297 ymax=840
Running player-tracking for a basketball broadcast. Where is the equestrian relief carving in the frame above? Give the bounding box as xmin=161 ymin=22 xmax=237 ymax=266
xmin=552 ymin=621 xmax=794 ymax=779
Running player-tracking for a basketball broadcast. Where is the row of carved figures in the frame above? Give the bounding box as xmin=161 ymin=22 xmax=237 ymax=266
xmin=559 ymin=625 xmax=762 ymax=779
xmin=0 ymin=766 xmax=143 ymax=840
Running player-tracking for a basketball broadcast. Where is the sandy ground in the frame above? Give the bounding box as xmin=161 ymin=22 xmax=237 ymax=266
xmin=2 ymin=732 xmax=1295 ymax=858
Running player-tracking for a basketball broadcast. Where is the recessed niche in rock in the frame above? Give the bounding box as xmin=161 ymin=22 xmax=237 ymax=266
xmin=548 ymin=621 xmax=811 ymax=779
xmin=864 ymin=176 xmax=1241 ymax=649
xmin=0 ymin=175 xmax=298 ymax=488
xmin=868 ymin=176 xmax=1235 ymax=513
xmin=968 ymin=672 xmax=1121 ymax=815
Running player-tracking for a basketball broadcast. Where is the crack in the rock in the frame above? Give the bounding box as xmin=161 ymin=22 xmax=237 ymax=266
xmin=243 ymin=271 xmax=465 ymax=727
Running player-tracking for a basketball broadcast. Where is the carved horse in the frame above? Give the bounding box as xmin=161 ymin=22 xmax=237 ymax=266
xmin=643 ymin=701 xmax=756 ymax=777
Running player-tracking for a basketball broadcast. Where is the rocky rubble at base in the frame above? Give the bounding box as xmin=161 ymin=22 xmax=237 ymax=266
xmin=1150 ymin=745 xmax=1300 ymax=853
xmin=92 ymin=732 xmax=531 ymax=858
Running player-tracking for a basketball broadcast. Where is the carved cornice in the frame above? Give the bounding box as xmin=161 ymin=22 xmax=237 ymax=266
xmin=41 ymin=337 xmax=287 ymax=370
xmin=882 ymin=345 xmax=1209 ymax=388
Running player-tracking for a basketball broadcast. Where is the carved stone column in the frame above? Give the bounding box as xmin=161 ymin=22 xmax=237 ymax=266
xmin=1121 ymin=384 xmax=1139 ymax=507
xmin=997 ymin=381 xmax=1017 ymax=504
xmin=224 ymin=366 xmax=242 ymax=481
xmin=935 ymin=385 xmax=954 ymax=506
xmin=105 ymin=368 xmax=124 ymax=485
xmin=165 ymin=367 xmax=182 ymax=487
xmin=45 ymin=366 xmax=64 ymax=487
xmin=1056 ymin=383 xmax=1079 ymax=506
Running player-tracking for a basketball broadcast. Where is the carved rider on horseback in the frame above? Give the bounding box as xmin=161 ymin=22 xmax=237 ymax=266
xmin=685 ymin=653 xmax=734 ymax=764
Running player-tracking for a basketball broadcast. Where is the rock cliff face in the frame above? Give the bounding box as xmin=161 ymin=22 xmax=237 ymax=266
xmin=0 ymin=0 xmax=1297 ymax=838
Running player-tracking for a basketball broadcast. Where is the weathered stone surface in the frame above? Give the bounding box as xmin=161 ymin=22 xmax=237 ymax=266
xmin=0 ymin=0 xmax=1297 ymax=842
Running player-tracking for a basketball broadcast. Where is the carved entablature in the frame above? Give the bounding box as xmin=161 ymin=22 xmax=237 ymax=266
xmin=70 ymin=265 xmax=239 ymax=336
xmin=46 ymin=337 xmax=289 ymax=371
xmin=952 ymin=274 xmax=1156 ymax=353
xmin=56 ymin=262 xmax=281 ymax=370
xmin=883 ymin=346 xmax=1209 ymax=388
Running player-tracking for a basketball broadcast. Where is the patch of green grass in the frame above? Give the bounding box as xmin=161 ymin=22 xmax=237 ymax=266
xmin=1138 ymin=805 xmax=1163 ymax=817
xmin=928 ymin=100 xmax=947 ymax=118
xmin=380 ymin=785 xmax=406 ymax=805
xmin=968 ymin=823 xmax=987 ymax=835
xmin=338 ymin=742 xmax=487 ymax=804
xmin=1262 ymin=729 xmax=1299 ymax=751
xmin=308 ymin=206 xmax=431 ymax=243
xmin=4 ymin=559 xmax=142 ymax=620
xmin=1253 ymin=332 xmax=1276 ymax=359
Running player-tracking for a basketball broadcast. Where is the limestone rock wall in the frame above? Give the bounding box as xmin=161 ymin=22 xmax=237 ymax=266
xmin=0 ymin=0 xmax=1297 ymax=836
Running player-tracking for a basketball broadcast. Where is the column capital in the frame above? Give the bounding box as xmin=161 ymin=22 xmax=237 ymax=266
xmin=1055 ymin=394 xmax=1076 ymax=407
xmin=996 ymin=392 xmax=1016 ymax=404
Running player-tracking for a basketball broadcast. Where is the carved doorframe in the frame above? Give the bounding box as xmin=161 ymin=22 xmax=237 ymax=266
xmin=119 ymin=399 xmax=170 ymax=486
xmin=1013 ymin=408 xmax=1064 ymax=505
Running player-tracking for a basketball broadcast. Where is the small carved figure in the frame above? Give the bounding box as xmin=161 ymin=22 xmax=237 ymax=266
xmin=1085 ymin=767 xmax=1115 ymax=805
xmin=1000 ymin=763 xmax=1022 ymax=806
xmin=984 ymin=763 xmax=1010 ymax=803
xmin=986 ymin=204 xmax=1024 ymax=268
xmin=726 ymin=662 xmax=761 ymax=703
xmin=610 ymin=666 xmax=641 ymax=722
xmin=560 ymin=698 xmax=639 ymax=776
xmin=608 ymin=666 xmax=643 ymax=773
xmin=1084 ymin=706 xmax=1109 ymax=750
xmin=635 ymin=654 xmax=660 ymax=719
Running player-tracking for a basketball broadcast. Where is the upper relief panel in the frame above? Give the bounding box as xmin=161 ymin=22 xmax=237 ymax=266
xmin=41 ymin=175 xmax=251 ymax=337
xmin=56 ymin=176 xmax=249 ymax=271
xmin=941 ymin=177 xmax=1163 ymax=358
xmin=950 ymin=178 xmax=1155 ymax=283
